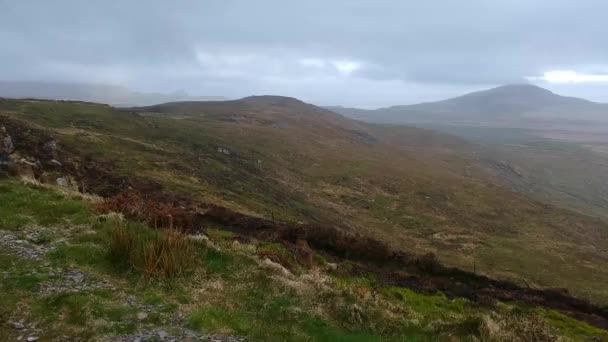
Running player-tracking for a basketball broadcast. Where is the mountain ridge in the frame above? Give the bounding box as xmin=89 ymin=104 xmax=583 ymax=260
xmin=0 ymin=80 xmax=226 ymax=107
xmin=328 ymin=84 xmax=608 ymax=126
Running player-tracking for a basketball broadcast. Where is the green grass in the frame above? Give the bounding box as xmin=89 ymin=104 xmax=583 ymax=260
xmin=186 ymin=301 xmax=407 ymax=342
xmin=187 ymin=305 xmax=253 ymax=335
xmin=33 ymin=290 xmax=138 ymax=333
xmin=206 ymin=227 xmax=237 ymax=240
xmin=0 ymin=252 xmax=46 ymax=292
xmin=0 ymin=252 xmax=45 ymax=322
xmin=383 ymin=287 xmax=479 ymax=323
xmin=201 ymin=247 xmax=257 ymax=279
xmin=539 ymin=308 xmax=608 ymax=340
xmin=0 ymin=180 xmax=91 ymax=230
xmin=48 ymin=243 xmax=108 ymax=269
xmin=142 ymin=290 xmax=164 ymax=305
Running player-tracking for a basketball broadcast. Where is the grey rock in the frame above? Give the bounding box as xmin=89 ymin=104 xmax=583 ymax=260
xmin=11 ymin=321 xmax=25 ymax=329
xmin=183 ymin=330 xmax=198 ymax=338
xmin=66 ymin=271 xmax=85 ymax=284
xmin=56 ymin=177 xmax=69 ymax=187
xmin=26 ymin=233 xmax=41 ymax=244
xmin=43 ymin=140 xmax=57 ymax=152
xmin=49 ymin=159 xmax=63 ymax=167
xmin=127 ymin=295 xmax=137 ymax=304
xmin=326 ymin=262 xmax=338 ymax=271
xmin=157 ymin=330 xmax=168 ymax=339
xmin=2 ymin=135 xmax=14 ymax=154
xmin=27 ymin=337 xmax=39 ymax=341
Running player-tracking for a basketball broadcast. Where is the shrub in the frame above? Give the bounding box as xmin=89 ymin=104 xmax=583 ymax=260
xmin=96 ymin=191 xmax=202 ymax=231
xmin=108 ymin=222 xmax=194 ymax=278
xmin=108 ymin=222 xmax=136 ymax=267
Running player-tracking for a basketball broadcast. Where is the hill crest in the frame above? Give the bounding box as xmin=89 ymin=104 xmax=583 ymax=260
xmin=328 ymin=84 xmax=608 ymax=125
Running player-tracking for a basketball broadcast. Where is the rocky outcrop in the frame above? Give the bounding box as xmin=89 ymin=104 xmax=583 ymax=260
xmin=0 ymin=122 xmax=83 ymax=187
xmin=8 ymin=155 xmax=38 ymax=178
xmin=1 ymin=126 xmax=14 ymax=154
xmin=0 ymin=125 xmax=14 ymax=176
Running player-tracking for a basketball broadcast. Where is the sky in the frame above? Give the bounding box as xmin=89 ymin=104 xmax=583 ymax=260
xmin=1 ymin=0 xmax=608 ymax=108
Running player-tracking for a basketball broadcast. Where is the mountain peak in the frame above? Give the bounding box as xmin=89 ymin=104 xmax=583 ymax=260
xmin=239 ymin=95 xmax=310 ymax=107
xmin=439 ymin=83 xmax=592 ymax=114
xmin=331 ymin=83 xmax=603 ymax=125
xmin=467 ymin=84 xmax=555 ymax=99
xmin=496 ymin=83 xmax=549 ymax=90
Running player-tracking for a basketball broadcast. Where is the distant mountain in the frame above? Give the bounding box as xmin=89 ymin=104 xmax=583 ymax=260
xmin=0 ymin=81 xmax=226 ymax=106
xmin=328 ymin=84 xmax=608 ymax=127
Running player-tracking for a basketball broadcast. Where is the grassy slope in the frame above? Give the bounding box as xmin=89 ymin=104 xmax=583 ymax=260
xmin=422 ymin=124 xmax=608 ymax=220
xmin=1 ymin=179 xmax=606 ymax=341
xmin=1 ymin=98 xmax=608 ymax=305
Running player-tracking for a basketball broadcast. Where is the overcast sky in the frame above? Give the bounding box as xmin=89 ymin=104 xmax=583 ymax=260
xmin=1 ymin=0 xmax=608 ymax=107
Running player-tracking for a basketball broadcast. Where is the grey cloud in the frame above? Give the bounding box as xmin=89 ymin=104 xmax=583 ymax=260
xmin=1 ymin=0 xmax=608 ymax=106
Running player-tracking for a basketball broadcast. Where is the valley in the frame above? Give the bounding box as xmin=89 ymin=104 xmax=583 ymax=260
xmin=2 ymin=95 xmax=608 ymax=302
xmin=2 ymin=90 xmax=608 ymax=340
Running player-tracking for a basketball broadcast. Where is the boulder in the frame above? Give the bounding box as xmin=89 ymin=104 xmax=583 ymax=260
xmin=2 ymin=136 xmax=13 ymax=154
xmin=0 ymin=126 xmax=14 ymax=154
xmin=8 ymin=156 xmax=38 ymax=178
xmin=49 ymin=159 xmax=63 ymax=167
xmin=56 ymin=177 xmax=69 ymax=187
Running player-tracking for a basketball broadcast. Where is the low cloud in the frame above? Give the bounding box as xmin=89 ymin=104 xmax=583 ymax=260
xmin=529 ymin=70 xmax=608 ymax=84
xmin=1 ymin=0 xmax=608 ymax=105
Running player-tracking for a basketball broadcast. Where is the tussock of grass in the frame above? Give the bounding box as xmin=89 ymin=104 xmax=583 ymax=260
xmin=108 ymin=222 xmax=195 ymax=278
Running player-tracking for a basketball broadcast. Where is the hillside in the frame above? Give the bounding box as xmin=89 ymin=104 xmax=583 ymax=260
xmin=3 ymin=179 xmax=607 ymax=341
xmin=1 ymin=96 xmax=608 ymax=338
xmin=329 ymin=84 xmax=608 ymax=127
xmin=330 ymin=85 xmax=608 ymax=222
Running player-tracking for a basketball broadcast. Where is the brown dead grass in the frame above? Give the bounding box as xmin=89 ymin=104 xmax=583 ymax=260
xmin=108 ymin=221 xmax=195 ymax=278
xmin=142 ymin=229 xmax=194 ymax=278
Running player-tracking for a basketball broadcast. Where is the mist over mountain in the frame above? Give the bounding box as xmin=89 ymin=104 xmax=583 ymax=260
xmin=328 ymin=84 xmax=608 ymax=127
xmin=0 ymin=81 xmax=226 ymax=107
